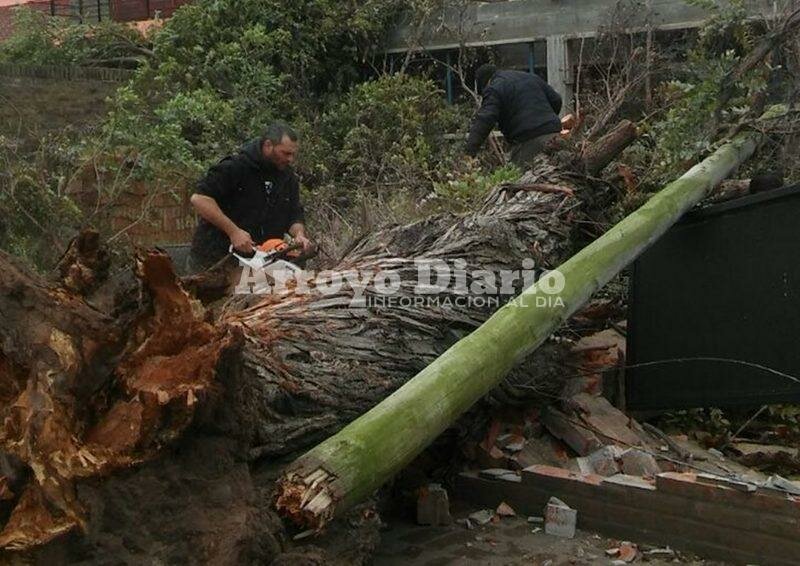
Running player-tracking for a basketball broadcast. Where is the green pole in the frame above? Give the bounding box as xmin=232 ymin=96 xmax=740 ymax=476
xmin=276 ymin=106 xmax=786 ymax=530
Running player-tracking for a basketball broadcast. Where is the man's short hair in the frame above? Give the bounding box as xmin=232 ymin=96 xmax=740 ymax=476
xmin=475 ymin=63 xmax=497 ymax=95
xmin=264 ymin=121 xmax=298 ymax=145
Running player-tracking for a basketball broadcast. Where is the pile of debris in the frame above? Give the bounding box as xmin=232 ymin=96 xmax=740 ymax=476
xmin=454 ymin=321 xmax=800 ymax=565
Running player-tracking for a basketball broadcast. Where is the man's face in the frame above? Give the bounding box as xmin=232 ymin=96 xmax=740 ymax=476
xmin=263 ymin=135 xmax=299 ymax=170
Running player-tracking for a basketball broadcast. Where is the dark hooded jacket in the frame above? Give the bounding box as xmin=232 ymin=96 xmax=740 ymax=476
xmin=465 ymin=70 xmax=562 ymax=155
xmin=190 ymin=138 xmax=305 ymax=267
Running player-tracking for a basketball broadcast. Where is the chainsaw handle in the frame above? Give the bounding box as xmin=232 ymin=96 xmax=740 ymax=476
xmin=228 ymin=245 xmax=256 ymax=258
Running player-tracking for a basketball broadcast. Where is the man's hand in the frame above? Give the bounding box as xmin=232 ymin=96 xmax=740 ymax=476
xmin=229 ymin=228 xmax=255 ymax=254
xmin=294 ymin=234 xmax=314 ymax=253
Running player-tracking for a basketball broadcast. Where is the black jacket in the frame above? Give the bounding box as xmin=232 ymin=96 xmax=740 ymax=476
xmin=190 ymin=138 xmax=305 ymax=266
xmin=465 ymin=70 xmax=562 ymax=155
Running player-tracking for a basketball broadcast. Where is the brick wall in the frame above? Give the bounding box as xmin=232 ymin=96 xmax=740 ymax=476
xmin=106 ymin=182 xmax=196 ymax=246
xmin=0 ymin=6 xmax=12 ymax=40
xmin=110 ymin=0 xmax=190 ymax=21
xmin=0 ymin=1 xmax=51 ymax=41
xmin=0 ymin=62 xmax=135 ymax=80
xmin=68 ymin=168 xmax=197 ymax=247
xmin=0 ymin=0 xmax=193 ymax=38
xmin=458 ymin=466 xmax=800 ymax=565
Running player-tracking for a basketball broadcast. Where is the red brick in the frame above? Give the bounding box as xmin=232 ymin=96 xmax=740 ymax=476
xmin=541 ymin=407 xmax=603 ymax=455
xmin=565 ymin=393 xmax=643 ymax=447
xmin=527 ymin=467 xmax=800 ymax=540
xmin=523 ymin=464 xmax=604 ymax=485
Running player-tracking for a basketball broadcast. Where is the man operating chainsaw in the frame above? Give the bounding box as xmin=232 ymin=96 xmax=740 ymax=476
xmin=189 ymin=121 xmax=313 ymax=270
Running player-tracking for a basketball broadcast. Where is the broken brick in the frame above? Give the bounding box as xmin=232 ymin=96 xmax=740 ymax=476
xmin=588 ymin=445 xmax=624 ymax=476
xmin=475 ymin=445 xmax=509 ymax=469
xmin=541 ymin=407 xmax=603 ymax=456
xmin=620 ymin=448 xmax=660 ymax=477
xmin=496 ymin=502 xmax=516 ymax=517
xmin=564 ymin=393 xmax=643 ymax=447
xmin=618 ymin=542 xmax=638 ymax=562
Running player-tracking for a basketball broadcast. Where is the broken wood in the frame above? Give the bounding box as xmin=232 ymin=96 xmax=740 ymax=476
xmin=0 ymin=247 xmax=240 ymax=551
xmin=274 ymin=107 xmax=784 ymax=531
xmin=578 ymin=120 xmax=638 ymax=175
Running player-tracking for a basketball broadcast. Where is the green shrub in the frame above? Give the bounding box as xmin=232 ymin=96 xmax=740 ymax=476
xmin=310 ymin=74 xmax=464 ymax=195
xmin=625 ymin=0 xmax=772 ymax=189
xmin=99 ymin=0 xmax=408 ymax=175
xmin=0 ymin=133 xmax=84 ymax=268
xmin=432 ymin=163 xmax=521 ymax=211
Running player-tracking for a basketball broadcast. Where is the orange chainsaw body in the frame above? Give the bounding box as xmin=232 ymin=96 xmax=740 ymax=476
xmin=257 ymin=238 xmax=301 ymax=259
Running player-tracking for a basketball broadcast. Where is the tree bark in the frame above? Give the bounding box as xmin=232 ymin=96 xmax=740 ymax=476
xmin=213 ymin=160 xmax=582 ymax=460
xmin=579 ymin=120 xmax=638 ymax=175
xmin=208 ymin=128 xmax=641 ymax=462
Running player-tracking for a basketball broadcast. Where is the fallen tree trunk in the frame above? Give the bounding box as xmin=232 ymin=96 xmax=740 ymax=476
xmin=275 ymin=107 xmax=783 ymax=531
xmin=0 ymin=120 xmax=637 ymax=561
xmin=212 ymin=128 xmax=638 ymax=460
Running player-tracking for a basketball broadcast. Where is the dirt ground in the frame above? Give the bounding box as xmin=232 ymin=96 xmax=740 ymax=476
xmin=374 ymin=499 xmax=726 ymax=566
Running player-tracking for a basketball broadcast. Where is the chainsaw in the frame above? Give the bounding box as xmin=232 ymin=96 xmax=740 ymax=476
xmin=229 ymin=238 xmax=308 ymax=275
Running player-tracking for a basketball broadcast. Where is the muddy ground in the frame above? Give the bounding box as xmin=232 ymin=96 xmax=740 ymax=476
xmin=373 ymin=499 xmax=725 ymax=566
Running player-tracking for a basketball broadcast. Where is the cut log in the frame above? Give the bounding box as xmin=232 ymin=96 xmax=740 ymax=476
xmin=579 ymin=120 xmax=638 ymax=175
xmin=274 ymin=106 xmax=784 ymax=530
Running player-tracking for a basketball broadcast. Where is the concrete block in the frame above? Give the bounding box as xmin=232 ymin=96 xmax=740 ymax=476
xmin=416 ymin=483 xmax=452 ymax=526
xmin=544 ymin=496 xmax=577 ymax=538
xmin=468 ymin=509 xmax=494 ymax=526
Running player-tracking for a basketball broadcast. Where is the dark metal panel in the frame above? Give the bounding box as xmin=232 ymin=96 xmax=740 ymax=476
xmin=626 ymin=184 xmax=800 ymax=410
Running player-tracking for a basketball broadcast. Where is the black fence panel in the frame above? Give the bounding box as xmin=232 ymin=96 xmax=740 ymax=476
xmin=627 ymin=183 xmax=800 ymax=410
